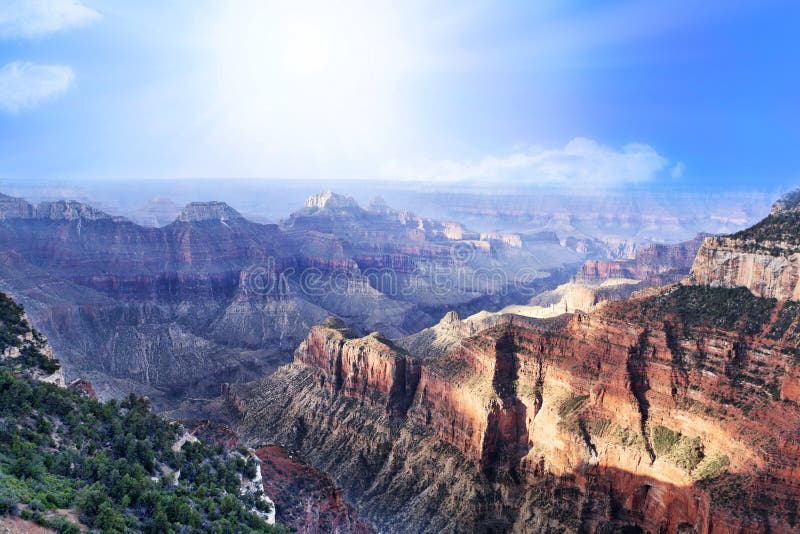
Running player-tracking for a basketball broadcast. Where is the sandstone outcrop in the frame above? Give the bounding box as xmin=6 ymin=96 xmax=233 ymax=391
xmin=304 ymin=190 xmax=360 ymax=211
xmin=690 ymin=237 xmax=800 ymax=300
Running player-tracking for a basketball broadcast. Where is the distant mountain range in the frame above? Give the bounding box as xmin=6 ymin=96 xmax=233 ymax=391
xmin=0 ymin=179 xmax=774 ymax=245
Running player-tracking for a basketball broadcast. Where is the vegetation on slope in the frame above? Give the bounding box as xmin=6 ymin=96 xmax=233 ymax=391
xmin=604 ymin=285 xmax=776 ymax=337
xmin=0 ymin=292 xmax=287 ymax=533
xmin=0 ymin=293 xmax=60 ymax=374
xmin=651 ymin=425 xmax=704 ymax=471
xmin=729 ymin=190 xmax=800 ymax=254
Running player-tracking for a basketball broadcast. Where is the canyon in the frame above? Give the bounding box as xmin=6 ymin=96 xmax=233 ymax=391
xmin=229 ymin=191 xmax=800 ymax=533
xmin=3 ymin=185 xmax=798 ymax=532
xmin=0 ymin=190 xmax=581 ymax=407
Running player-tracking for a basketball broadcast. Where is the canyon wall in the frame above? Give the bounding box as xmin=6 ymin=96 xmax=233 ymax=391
xmin=689 ymin=191 xmax=800 ymax=301
xmin=485 ymin=234 xmax=706 ymax=321
xmin=236 ymin=283 xmax=800 ymax=533
xmin=690 ymin=237 xmax=800 ymax=301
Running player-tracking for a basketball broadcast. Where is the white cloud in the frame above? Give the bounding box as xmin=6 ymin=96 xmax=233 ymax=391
xmin=0 ymin=0 xmax=100 ymax=39
xmin=381 ymin=138 xmax=671 ymax=187
xmin=0 ymin=61 xmax=74 ymax=112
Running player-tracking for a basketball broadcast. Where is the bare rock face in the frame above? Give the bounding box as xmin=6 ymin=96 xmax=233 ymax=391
xmin=237 ymin=285 xmax=800 ymax=533
xmin=0 ymin=193 xmax=34 ymax=219
xmin=690 ymin=237 xmax=800 ymax=300
xmin=176 ymin=201 xmax=244 ymax=222
xmin=295 ymin=322 xmax=420 ymax=415
xmin=35 ymin=200 xmax=120 ymax=221
xmin=256 ymin=445 xmax=374 ymax=534
xmin=689 ymin=191 xmax=800 ymax=301
xmin=0 ymin=195 xmax=120 ymax=222
xmin=304 ymin=190 xmax=360 ymax=210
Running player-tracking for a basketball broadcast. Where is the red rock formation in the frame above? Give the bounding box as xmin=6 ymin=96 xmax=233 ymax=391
xmin=237 ymin=283 xmax=800 ymax=533
xmin=295 ymin=319 xmax=420 ymax=415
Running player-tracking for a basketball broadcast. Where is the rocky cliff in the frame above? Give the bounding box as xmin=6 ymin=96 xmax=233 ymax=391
xmin=236 ymin=284 xmax=800 ymax=533
xmin=690 ymin=237 xmax=800 ymax=300
xmin=0 ymin=290 xmax=64 ymax=386
xmin=255 ymin=445 xmax=373 ymax=534
xmin=690 ymin=191 xmax=800 ymax=300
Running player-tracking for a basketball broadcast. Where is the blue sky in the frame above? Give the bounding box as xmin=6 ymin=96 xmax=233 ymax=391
xmin=0 ymin=0 xmax=798 ymax=190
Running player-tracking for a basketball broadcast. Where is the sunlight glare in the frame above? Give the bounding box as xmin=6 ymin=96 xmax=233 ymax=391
xmin=283 ymin=21 xmax=330 ymax=76
xmin=199 ymin=0 xmax=431 ymax=177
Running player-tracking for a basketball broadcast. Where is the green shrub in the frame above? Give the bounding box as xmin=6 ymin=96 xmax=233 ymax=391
xmin=0 ymin=489 xmax=19 ymax=516
xmin=47 ymin=516 xmax=81 ymax=534
xmin=731 ymin=202 xmax=800 ymax=255
xmin=651 ymin=425 xmax=680 ymax=456
xmin=558 ymin=395 xmax=589 ymax=418
xmin=612 ymin=426 xmax=640 ymax=448
xmin=693 ymin=455 xmax=731 ymax=482
xmin=651 ymin=426 xmax=706 ymax=472
xmin=587 ymin=418 xmax=611 ymax=437
xmin=0 ymin=290 xmax=289 ymax=533
xmin=670 ymin=436 xmax=704 ymax=471
xmin=605 ymin=285 xmax=776 ymax=337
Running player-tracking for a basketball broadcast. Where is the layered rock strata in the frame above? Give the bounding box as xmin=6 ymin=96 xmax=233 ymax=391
xmin=236 ymin=284 xmax=800 ymax=533
xmin=690 ymin=191 xmax=800 ymax=300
